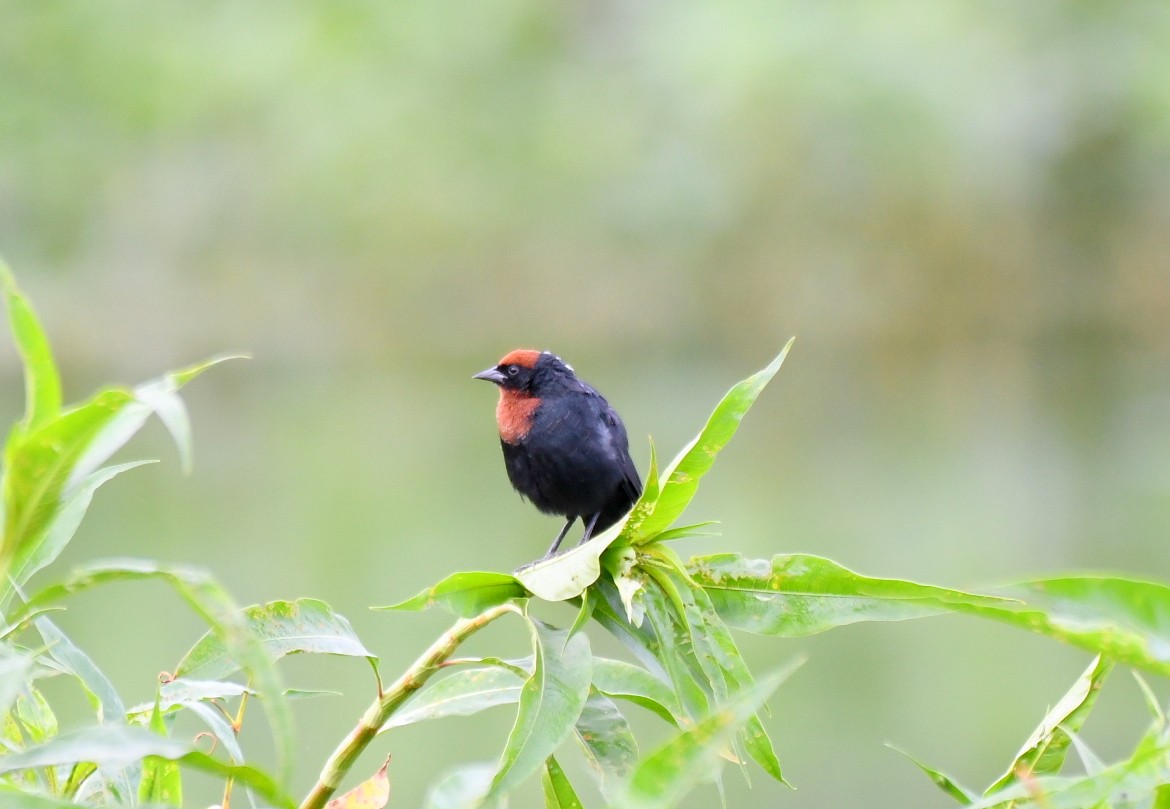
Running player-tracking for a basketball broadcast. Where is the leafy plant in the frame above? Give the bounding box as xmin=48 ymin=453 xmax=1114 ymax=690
xmin=2 ymin=256 xmax=1170 ymax=809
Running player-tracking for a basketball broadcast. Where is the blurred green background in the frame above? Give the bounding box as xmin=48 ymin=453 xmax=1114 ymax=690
xmin=3 ymin=1 xmax=1170 ymax=806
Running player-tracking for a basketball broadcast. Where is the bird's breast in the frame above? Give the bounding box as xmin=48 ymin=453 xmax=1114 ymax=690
xmin=496 ymin=390 xmax=541 ymax=445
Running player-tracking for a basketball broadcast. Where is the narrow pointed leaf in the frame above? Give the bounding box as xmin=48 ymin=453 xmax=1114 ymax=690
xmin=691 ymin=553 xmax=1013 ymax=637
xmin=987 ymin=655 xmax=1113 ymax=796
xmin=888 ymin=745 xmax=976 ymax=804
xmin=7 ymin=461 xmax=154 ymax=600
xmin=542 ymin=755 xmax=583 ymax=809
xmin=1 ymin=262 xmax=61 ymax=430
xmin=566 ymin=588 xmax=595 ymax=646
xmin=379 ymin=572 xmax=527 ymax=618
xmin=35 ymin=615 xmax=125 ymax=723
xmin=634 ymin=341 xmax=793 ymax=544
xmin=614 ymin=662 xmax=801 ymax=809
xmin=485 ymin=621 xmax=592 ymax=803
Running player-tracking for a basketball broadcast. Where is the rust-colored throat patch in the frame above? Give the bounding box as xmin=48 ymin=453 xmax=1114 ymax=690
xmin=497 ymin=389 xmax=540 ymax=444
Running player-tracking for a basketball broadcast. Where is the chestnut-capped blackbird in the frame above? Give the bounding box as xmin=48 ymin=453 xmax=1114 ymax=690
xmin=474 ymin=349 xmax=642 ymax=558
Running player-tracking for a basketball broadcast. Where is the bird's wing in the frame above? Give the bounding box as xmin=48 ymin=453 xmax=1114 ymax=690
xmin=594 ymin=393 xmax=643 ymax=502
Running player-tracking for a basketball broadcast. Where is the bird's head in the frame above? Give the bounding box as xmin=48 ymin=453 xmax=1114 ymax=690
xmin=473 ymin=349 xmax=576 ymax=395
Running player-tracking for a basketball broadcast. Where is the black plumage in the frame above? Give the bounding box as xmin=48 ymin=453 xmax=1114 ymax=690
xmin=474 ymin=349 xmax=642 ymax=558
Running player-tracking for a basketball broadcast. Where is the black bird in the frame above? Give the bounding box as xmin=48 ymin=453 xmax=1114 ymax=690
xmin=474 ymin=349 xmax=642 ymax=558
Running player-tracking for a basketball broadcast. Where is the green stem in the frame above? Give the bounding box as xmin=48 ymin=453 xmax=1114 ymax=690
xmin=298 ymin=602 xmax=520 ymax=809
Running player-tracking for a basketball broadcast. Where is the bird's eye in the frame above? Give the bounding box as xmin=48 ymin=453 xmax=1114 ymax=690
xmin=507 ymin=365 xmax=520 ymax=376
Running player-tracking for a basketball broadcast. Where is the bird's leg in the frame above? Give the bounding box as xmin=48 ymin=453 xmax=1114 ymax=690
xmin=543 ymin=517 xmax=577 ymax=559
xmin=576 ymin=512 xmax=602 ymax=546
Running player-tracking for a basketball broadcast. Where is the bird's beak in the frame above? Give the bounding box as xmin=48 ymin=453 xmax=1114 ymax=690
xmin=473 ymin=367 xmax=507 ymax=385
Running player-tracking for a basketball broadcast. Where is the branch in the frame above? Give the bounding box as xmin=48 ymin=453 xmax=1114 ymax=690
xmin=299 ymin=602 xmax=520 ymax=809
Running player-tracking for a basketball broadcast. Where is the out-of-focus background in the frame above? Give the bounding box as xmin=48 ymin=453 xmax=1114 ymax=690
xmin=2 ymin=2 xmax=1169 ymax=806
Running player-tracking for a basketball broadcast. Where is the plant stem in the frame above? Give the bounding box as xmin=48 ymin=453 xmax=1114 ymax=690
xmin=298 ymin=602 xmax=520 ymax=809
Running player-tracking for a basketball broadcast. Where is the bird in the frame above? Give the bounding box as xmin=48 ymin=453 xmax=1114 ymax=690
xmin=474 ymin=349 xmax=642 ymax=559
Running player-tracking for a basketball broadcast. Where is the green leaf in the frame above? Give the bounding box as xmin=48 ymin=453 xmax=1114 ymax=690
xmin=35 ymin=615 xmax=126 ymax=723
xmin=0 ymin=646 xmax=34 ymax=717
xmin=651 ymin=522 xmax=720 ymax=543
xmin=381 ymin=666 xmax=525 ymax=731
xmin=616 ymin=439 xmax=660 ymax=545
xmin=574 ymin=692 xmax=638 ymax=800
xmin=64 ymin=354 xmax=244 ymax=486
xmin=3 ymin=683 xmax=58 ymax=751
xmin=138 ymin=694 xmax=182 ymax=806
xmin=0 ymin=724 xmax=293 ymax=808
xmin=591 ymin=657 xmax=682 ymax=727
xmin=968 ymin=740 xmax=1169 ymax=809
xmin=640 ymin=582 xmax=710 ymax=723
xmin=542 ymin=755 xmax=584 ymax=809
xmin=23 ymin=558 xmax=293 ymax=785
xmin=690 ymin=553 xmax=1012 ymax=637
xmin=422 ymin=763 xmax=497 ymax=809
xmin=176 ymin=597 xmax=375 ymax=680
xmin=634 ymin=341 xmax=794 ymax=544
xmin=1 ymin=261 xmax=62 ymax=431
xmin=6 ymin=461 xmax=154 ymax=600
xmin=515 ymin=517 xmax=628 ymax=602
xmin=986 ymin=655 xmax=1113 ymax=797
xmin=2 ymin=388 xmax=134 ymax=589
xmin=977 ymin=577 xmax=1170 ymax=677
xmin=566 ymin=587 xmax=595 ymax=646
xmin=591 ymin=579 xmax=663 ymax=675
xmin=614 ymin=662 xmax=802 ymax=809
xmin=484 ymin=620 xmax=592 ymax=804
xmin=887 ymin=744 xmax=976 ymax=805
xmin=0 ymin=788 xmax=88 ymax=809
xmin=665 ymin=564 xmax=787 ymax=784
xmin=0 ymin=349 xmax=236 ymax=599
xmin=379 ymin=571 xmax=527 ymax=618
